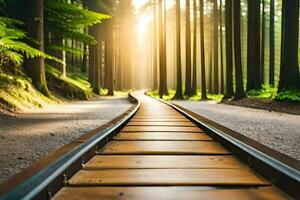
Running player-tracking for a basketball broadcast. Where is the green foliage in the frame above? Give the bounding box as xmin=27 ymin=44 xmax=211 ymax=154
xmin=246 ymin=85 xmax=278 ymax=99
xmin=46 ymin=65 xmax=93 ymax=100
xmin=47 ymin=44 xmax=84 ymax=56
xmin=146 ymin=90 xmax=175 ymax=101
xmin=146 ymin=90 xmax=224 ymax=102
xmin=0 ymin=17 xmax=42 ymax=65
xmin=276 ymin=90 xmax=300 ymax=103
xmin=0 ymin=17 xmax=63 ymax=66
xmin=45 ymin=0 xmax=110 ymax=45
xmin=188 ymin=92 xmax=224 ymax=102
xmin=0 ymin=72 xmax=55 ymax=111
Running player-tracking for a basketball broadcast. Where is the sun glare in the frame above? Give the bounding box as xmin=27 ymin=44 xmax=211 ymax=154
xmin=132 ymin=0 xmax=148 ymax=9
xmin=135 ymin=14 xmax=152 ymax=41
xmin=132 ymin=0 xmax=175 ymax=10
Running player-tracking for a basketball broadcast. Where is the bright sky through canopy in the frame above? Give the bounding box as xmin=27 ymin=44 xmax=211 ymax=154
xmin=133 ymin=0 xmax=175 ymax=10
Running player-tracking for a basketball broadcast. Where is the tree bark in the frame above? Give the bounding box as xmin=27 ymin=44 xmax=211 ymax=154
xmin=191 ymin=0 xmax=197 ymax=95
xmin=220 ymin=0 xmax=224 ymax=94
xmin=212 ymin=0 xmax=219 ymax=94
xmin=269 ymin=0 xmax=275 ymax=85
xmin=260 ymin=0 xmax=265 ymax=83
xmin=81 ymin=43 xmax=88 ymax=73
xmin=233 ymin=0 xmax=246 ymax=99
xmin=225 ymin=0 xmax=234 ymax=97
xmin=278 ymin=0 xmax=300 ymax=91
xmin=52 ymin=34 xmax=66 ymax=77
xmin=173 ymin=0 xmax=184 ymax=99
xmin=247 ymin=0 xmax=261 ymax=91
xmin=199 ymin=0 xmax=207 ymax=100
xmin=26 ymin=0 xmax=50 ymax=96
xmin=184 ymin=0 xmax=192 ymax=96
xmin=158 ymin=0 xmax=168 ymax=96
xmin=105 ymin=20 xmax=114 ymax=96
xmin=88 ymin=26 xmax=96 ymax=89
xmin=153 ymin=0 xmax=158 ymax=90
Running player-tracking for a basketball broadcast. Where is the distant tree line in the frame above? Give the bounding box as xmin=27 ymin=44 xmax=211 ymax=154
xmin=152 ymin=0 xmax=299 ymax=100
xmin=0 ymin=0 xmax=134 ymax=97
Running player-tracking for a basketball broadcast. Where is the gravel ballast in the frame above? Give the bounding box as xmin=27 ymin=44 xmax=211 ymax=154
xmin=173 ymin=100 xmax=300 ymax=161
xmin=0 ymin=97 xmax=133 ymax=183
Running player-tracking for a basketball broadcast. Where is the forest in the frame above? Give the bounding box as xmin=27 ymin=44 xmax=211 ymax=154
xmin=0 ymin=0 xmax=299 ymax=112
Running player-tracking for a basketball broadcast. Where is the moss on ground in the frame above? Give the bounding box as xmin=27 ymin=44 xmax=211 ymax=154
xmin=0 ymin=73 xmax=55 ymax=111
xmin=46 ymin=65 xmax=93 ymax=100
xmin=146 ymin=90 xmax=223 ymax=102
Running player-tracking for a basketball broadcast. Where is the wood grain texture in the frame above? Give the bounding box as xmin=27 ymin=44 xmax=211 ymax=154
xmin=99 ymin=141 xmax=230 ymax=155
xmin=84 ymin=155 xmax=246 ymax=169
xmin=130 ymin=118 xmax=190 ymax=122
xmin=53 ymin=187 xmax=289 ymax=200
xmin=127 ymin=121 xmax=196 ymax=127
xmin=114 ymin=132 xmax=212 ymax=141
xmin=68 ymin=169 xmax=270 ymax=186
xmin=122 ymin=126 xmax=203 ymax=132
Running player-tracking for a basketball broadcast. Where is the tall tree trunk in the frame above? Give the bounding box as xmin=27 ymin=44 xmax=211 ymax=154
xmin=153 ymin=0 xmax=158 ymax=90
xmin=247 ymin=0 xmax=261 ymax=91
xmin=199 ymin=0 xmax=207 ymax=100
xmin=225 ymin=0 xmax=234 ymax=97
xmin=158 ymin=0 xmax=168 ymax=96
xmin=174 ymin=0 xmax=183 ymax=99
xmin=93 ymin=27 xmax=102 ymax=95
xmin=278 ymin=0 xmax=300 ymax=91
xmin=233 ymin=0 xmax=246 ymax=99
xmin=220 ymin=0 xmax=224 ymax=94
xmin=208 ymin=20 xmax=213 ymax=94
xmin=88 ymin=26 xmax=96 ymax=89
xmin=185 ymin=0 xmax=192 ymax=96
xmin=52 ymin=34 xmax=66 ymax=77
xmin=105 ymin=20 xmax=114 ymax=96
xmin=163 ymin=0 xmax=168 ymax=93
xmin=26 ymin=0 xmax=50 ymax=96
xmin=269 ymin=0 xmax=275 ymax=85
xmin=191 ymin=0 xmax=197 ymax=95
xmin=260 ymin=0 xmax=265 ymax=83
xmin=81 ymin=43 xmax=88 ymax=73
xmin=212 ymin=0 xmax=219 ymax=94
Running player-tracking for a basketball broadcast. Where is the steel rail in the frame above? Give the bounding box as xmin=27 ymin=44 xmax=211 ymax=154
xmin=149 ymin=94 xmax=300 ymax=199
xmin=0 ymin=94 xmax=141 ymax=200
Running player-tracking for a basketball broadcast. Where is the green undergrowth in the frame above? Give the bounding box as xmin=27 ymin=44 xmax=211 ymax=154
xmin=247 ymin=85 xmax=300 ymax=103
xmin=276 ymin=89 xmax=300 ymax=103
xmin=146 ymin=90 xmax=224 ymax=102
xmin=46 ymin=65 xmax=93 ymax=100
xmin=0 ymin=73 xmax=55 ymax=111
xmin=246 ymin=85 xmax=278 ymax=99
xmin=147 ymin=85 xmax=300 ymax=103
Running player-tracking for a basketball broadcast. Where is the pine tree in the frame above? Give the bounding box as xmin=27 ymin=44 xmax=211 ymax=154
xmin=233 ymin=0 xmax=246 ymax=99
xmin=278 ymin=0 xmax=300 ymax=91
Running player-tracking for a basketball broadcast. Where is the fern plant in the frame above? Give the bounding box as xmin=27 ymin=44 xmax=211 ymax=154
xmin=45 ymin=0 xmax=110 ymax=45
xmin=0 ymin=17 xmax=61 ymax=67
xmin=0 ymin=17 xmax=45 ymax=66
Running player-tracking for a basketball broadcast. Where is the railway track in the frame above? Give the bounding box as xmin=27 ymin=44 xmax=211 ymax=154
xmin=0 ymin=91 xmax=299 ymax=199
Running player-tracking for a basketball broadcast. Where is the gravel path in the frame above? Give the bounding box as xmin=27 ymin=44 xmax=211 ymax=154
xmin=173 ymin=100 xmax=300 ymax=160
xmin=0 ymin=97 xmax=133 ymax=183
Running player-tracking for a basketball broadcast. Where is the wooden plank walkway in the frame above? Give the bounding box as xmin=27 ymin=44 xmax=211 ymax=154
xmin=53 ymin=92 xmax=289 ymax=199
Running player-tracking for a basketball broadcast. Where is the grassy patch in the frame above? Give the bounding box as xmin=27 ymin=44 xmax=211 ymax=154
xmin=0 ymin=73 xmax=55 ymax=111
xmin=146 ymin=90 xmax=224 ymax=102
xmin=188 ymin=92 xmax=224 ymax=102
xmin=246 ymin=85 xmax=278 ymax=99
xmin=46 ymin=65 xmax=93 ymax=100
xmin=246 ymin=85 xmax=300 ymax=103
xmin=276 ymin=89 xmax=300 ymax=103
xmin=146 ymin=90 xmax=175 ymax=100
